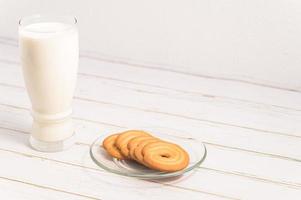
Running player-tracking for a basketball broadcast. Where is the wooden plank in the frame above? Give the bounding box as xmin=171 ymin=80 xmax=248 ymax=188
xmin=0 ymin=105 xmax=301 ymax=190
xmin=1 ymin=55 xmax=301 ymax=139
xmin=0 ymin=128 xmax=300 ymax=199
xmin=76 ymin=74 xmax=301 ymax=136
xmin=1 ymin=50 xmax=301 ymax=138
xmin=0 ymin=85 xmax=301 ymax=163
xmin=0 ymin=147 xmax=232 ymax=200
xmin=1 ymin=39 xmax=301 ymax=199
xmin=0 ymin=177 xmax=94 ymax=200
xmin=1 ymin=42 xmax=301 ymax=112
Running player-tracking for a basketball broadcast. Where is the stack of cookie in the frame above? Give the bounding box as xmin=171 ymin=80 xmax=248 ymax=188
xmin=102 ymin=130 xmax=190 ymax=172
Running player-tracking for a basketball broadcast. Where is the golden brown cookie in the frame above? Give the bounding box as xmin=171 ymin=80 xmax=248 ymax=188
xmin=127 ymin=135 xmax=154 ymax=159
xmin=142 ymin=141 xmax=189 ymax=172
xmin=134 ymin=138 xmax=159 ymax=164
xmin=115 ymin=130 xmax=151 ymax=158
xmin=102 ymin=134 xmax=126 ymax=160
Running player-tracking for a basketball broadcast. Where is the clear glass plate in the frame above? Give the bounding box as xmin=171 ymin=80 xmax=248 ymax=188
xmin=90 ymin=127 xmax=206 ymax=180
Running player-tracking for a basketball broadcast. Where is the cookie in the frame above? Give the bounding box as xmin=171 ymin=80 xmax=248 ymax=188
xmin=134 ymin=138 xmax=159 ymax=164
xmin=102 ymin=134 xmax=126 ymax=160
xmin=115 ymin=130 xmax=151 ymax=158
xmin=127 ymin=135 xmax=154 ymax=159
xmin=102 ymin=130 xmax=191 ymax=172
xmin=142 ymin=141 xmax=189 ymax=172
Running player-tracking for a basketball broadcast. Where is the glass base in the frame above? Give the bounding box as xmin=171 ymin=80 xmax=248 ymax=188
xmin=29 ymin=133 xmax=75 ymax=152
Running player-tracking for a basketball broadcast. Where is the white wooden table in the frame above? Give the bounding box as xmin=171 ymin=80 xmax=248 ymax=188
xmin=0 ymin=36 xmax=301 ymax=200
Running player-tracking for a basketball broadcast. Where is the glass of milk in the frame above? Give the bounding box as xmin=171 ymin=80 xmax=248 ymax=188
xmin=19 ymin=15 xmax=78 ymax=152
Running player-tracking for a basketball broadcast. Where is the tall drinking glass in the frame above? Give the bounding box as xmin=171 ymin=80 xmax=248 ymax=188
xmin=19 ymin=15 xmax=78 ymax=152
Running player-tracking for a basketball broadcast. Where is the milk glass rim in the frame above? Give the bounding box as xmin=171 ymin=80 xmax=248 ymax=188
xmin=18 ymin=14 xmax=77 ymax=32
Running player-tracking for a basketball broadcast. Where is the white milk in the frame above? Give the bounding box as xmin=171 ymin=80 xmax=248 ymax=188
xmin=19 ymin=22 xmax=78 ymax=144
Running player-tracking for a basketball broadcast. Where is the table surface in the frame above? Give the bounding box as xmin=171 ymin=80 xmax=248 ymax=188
xmin=0 ymin=36 xmax=301 ymax=200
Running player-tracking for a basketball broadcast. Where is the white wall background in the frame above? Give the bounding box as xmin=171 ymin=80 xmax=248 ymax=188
xmin=1 ymin=0 xmax=301 ymax=90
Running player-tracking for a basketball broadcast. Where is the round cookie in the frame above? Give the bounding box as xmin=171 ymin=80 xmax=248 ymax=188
xmin=115 ymin=130 xmax=151 ymax=158
xmin=134 ymin=138 xmax=159 ymax=164
xmin=142 ymin=141 xmax=189 ymax=172
xmin=102 ymin=134 xmax=126 ymax=160
xmin=127 ymin=135 xmax=154 ymax=159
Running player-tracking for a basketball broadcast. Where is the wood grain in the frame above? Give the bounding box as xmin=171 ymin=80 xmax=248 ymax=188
xmin=0 ymin=176 xmax=98 ymax=200
xmin=1 ymin=84 xmax=301 ymax=163
xmin=1 ymin=40 xmax=301 ymax=111
xmin=0 ymin=37 xmax=301 ymax=199
xmin=0 ymin=177 xmax=97 ymax=200
xmin=1 ymin=52 xmax=301 ymax=138
xmin=0 ymin=105 xmax=301 ymax=190
xmin=0 ymin=145 xmax=234 ymax=200
xmin=80 ymin=52 xmax=301 ymax=93
xmin=1 ymin=127 xmax=301 ymax=199
xmin=1 ymin=44 xmax=301 ymax=137
xmin=0 ymin=36 xmax=300 ymax=93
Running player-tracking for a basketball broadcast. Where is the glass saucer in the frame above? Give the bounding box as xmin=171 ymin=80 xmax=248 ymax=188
xmin=89 ymin=127 xmax=206 ymax=180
